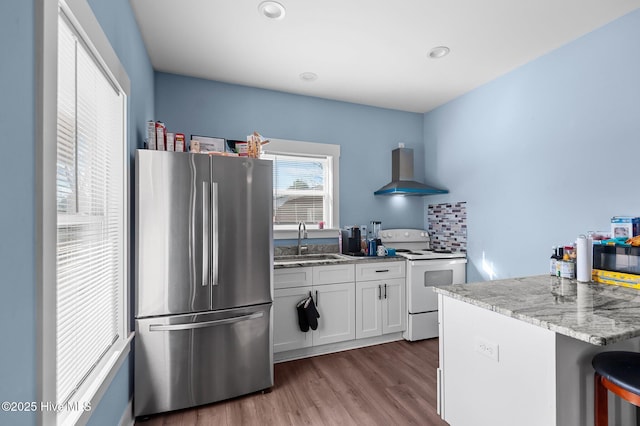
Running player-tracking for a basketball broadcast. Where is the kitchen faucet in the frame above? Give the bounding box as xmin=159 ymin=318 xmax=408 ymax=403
xmin=297 ymin=221 xmax=308 ymax=255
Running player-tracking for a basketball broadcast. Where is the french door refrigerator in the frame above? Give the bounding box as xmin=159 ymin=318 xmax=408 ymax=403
xmin=134 ymin=149 xmax=273 ymax=417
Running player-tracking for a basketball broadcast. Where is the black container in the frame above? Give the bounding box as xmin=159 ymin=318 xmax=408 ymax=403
xmin=593 ymin=244 xmax=640 ymax=275
xmin=347 ymin=238 xmax=359 ymax=253
xmin=347 ymin=226 xmax=361 ymax=254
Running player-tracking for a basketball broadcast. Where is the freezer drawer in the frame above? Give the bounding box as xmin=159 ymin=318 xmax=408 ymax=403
xmin=134 ymin=303 xmax=273 ymax=417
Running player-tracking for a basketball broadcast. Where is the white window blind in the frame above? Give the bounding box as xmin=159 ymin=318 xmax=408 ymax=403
xmin=265 ymin=153 xmax=331 ymax=227
xmin=56 ymin=13 xmax=125 ymax=407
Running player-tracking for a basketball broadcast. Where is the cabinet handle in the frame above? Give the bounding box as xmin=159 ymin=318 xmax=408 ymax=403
xmin=316 ymin=290 xmax=318 ymax=307
xmin=384 ymin=283 xmax=387 ymax=299
xmin=378 ymin=285 xmax=382 ymax=300
xmin=375 ymin=269 xmax=389 ymax=273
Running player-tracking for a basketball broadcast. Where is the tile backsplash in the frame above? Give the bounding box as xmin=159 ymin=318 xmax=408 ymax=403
xmin=427 ymin=202 xmax=467 ymax=253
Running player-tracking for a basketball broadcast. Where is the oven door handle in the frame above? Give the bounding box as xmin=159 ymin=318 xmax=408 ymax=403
xmin=410 ymin=259 xmax=468 ymax=268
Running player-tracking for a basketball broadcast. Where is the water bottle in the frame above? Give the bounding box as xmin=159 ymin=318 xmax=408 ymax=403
xmin=368 ymin=239 xmax=377 ymax=257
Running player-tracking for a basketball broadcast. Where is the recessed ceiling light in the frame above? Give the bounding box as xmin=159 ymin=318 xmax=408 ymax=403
xmin=300 ymin=72 xmax=318 ymax=82
xmin=258 ymin=1 xmax=286 ymax=20
xmin=428 ymin=46 xmax=450 ymax=59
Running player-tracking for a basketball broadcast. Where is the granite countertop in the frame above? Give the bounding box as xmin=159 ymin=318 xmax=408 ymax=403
xmin=435 ymin=275 xmax=640 ymax=346
xmin=274 ymin=254 xmax=405 ymax=269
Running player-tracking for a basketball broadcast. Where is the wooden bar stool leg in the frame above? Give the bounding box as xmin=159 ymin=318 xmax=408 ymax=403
xmin=595 ymin=372 xmax=608 ymax=426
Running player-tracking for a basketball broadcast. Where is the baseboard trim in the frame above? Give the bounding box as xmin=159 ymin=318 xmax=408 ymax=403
xmin=274 ymin=333 xmax=404 ymax=363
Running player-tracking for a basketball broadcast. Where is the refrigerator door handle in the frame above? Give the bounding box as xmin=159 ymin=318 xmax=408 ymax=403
xmin=148 ymin=311 xmax=264 ymax=332
xmin=202 ymin=182 xmax=211 ymax=287
xmin=211 ymin=182 xmax=219 ymax=286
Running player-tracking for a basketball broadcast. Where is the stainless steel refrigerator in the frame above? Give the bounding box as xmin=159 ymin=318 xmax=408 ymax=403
xmin=134 ymin=149 xmax=273 ymax=417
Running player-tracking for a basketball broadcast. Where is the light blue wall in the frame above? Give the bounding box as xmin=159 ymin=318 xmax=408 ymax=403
xmin=88 ymin=0 xmax=155 ymax=158
xmin=0 ymin=0 xmax=37 ymax=425
xmin=85 ymin=361 xmax=130 ymax=426
xmin=0 ymin=0 xmax=153 ymax=424
xmin=86 ymin=0 xmax=154 ymax=424
xmin=155 ymin=73 xmax=426 ymax=230
xmin=423 ymin=9 xmax=640 ymax=283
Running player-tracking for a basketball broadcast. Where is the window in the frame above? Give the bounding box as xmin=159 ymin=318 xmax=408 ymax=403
xmin=268 ymin=154 xmax=329 ymax=226
xmin=39 ymin=1 xmax=131 ymax=424
xmin=56 ymin=10 xmax=126 ymax=413
xmin=263 ymin=139 xmax=340 ymax=230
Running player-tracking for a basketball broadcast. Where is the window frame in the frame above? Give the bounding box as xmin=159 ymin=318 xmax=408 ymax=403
xmin=263 ymin=138 xmax=340 ymax=239
xmin=37 ymin=0 xmax=132 ymax=425
xmin=264 ymin=152 xmax=330 ymax=228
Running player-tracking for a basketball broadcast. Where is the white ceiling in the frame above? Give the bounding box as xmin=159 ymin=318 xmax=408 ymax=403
xmin=130 ymin=0 xmax=640 ymax=113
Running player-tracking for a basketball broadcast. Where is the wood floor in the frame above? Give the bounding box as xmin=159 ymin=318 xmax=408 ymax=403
xmin=136 ymin=339 xmax=448 ymax=426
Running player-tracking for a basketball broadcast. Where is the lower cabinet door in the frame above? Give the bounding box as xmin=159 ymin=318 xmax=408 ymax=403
xmin=356 ymin=281 xmax=383 ymax=339
xmin=312 ymin=282 xmax=356 ymax=346
xmin=382 ymin=278 xmax=406 ymax=334
xmin=274 ymin=286 xmax=313 ymax=352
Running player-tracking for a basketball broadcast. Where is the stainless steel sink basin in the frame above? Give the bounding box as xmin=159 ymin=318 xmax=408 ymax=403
xmin=274 ymin=253 xmax=347 ymax=264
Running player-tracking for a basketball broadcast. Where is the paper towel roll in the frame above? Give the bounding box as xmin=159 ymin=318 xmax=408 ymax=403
xmin=576 ymin=235 xmax=592 ymax=282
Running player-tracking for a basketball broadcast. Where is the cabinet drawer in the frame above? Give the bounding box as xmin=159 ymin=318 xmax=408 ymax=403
xmin=274 ymin=267 xmax=313 ymax=289
xmin=313 ymin=264 xmax=355 ymax=285
xmin=356 ymin=261 xmax=405 ymax=281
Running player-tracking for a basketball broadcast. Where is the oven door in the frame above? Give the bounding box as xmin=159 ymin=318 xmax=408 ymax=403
xmin=407 ymin=258 xmax=467 ymax=314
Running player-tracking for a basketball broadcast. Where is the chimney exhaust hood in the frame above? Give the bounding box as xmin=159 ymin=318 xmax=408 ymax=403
xmin=374 ymin=147 xmax=448 ymax=196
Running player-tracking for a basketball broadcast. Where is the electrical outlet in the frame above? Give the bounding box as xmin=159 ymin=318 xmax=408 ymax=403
xmin=474 ymin=336 xmax=499 ymax=362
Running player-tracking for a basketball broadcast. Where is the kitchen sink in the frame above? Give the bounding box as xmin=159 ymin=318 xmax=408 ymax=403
xmin=274 ymin=253 xmax=348 ymax=264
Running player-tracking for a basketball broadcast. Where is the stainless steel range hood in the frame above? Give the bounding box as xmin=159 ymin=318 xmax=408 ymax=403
xmin=374 ymin=147 xmax=448 ymax=196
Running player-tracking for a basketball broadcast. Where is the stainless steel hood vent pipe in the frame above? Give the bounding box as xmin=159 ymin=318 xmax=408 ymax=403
xmin=374 ymin=147 xmax=448 ymax=196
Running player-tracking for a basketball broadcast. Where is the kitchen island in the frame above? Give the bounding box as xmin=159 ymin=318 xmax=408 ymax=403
xmin=435 ymin=275 xmax=640 ymax=426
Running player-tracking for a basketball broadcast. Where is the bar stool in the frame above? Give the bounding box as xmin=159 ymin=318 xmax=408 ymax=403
xmin=592 ymin=351 xmax=640 ymax=426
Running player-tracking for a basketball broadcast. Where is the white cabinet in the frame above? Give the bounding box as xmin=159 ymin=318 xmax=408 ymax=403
xmin=355 ymin=281 xmax=382 ymax=339
xmin=381 ymin=278 xmax=405 ymax=334
xmin=355 ymin=262 xmax=406 ymax=339
xmin=313 ymin=282 xmax=355 ymax=345
xmin=274 ymin=263 xmax=355 ymax=353
xmin=274 ymin=286 xmax=312 ymax=352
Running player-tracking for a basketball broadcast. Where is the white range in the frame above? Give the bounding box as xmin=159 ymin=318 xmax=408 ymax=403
xmin=380 ymin=229 xmax=467 ymax=341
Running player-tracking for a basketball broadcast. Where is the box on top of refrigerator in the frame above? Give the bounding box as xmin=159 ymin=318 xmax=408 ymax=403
xmin=611 ymin=216 xmax=640 ymax=238
xmin=175 ymin=133 xmax=185 ymax=152
xmin=146 ymin=121 xmax=156 ymax=150
xmin=190 ymin=135 xmax=226 ymax=153
xmin=155 ymin=122 xmax=166 ymax=151
xmin=166 ymin=132 xmax=175 ymax=152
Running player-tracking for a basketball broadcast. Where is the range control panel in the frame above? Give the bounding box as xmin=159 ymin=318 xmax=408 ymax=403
xmin=380 ymin=228 xmax=430 ymax=244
